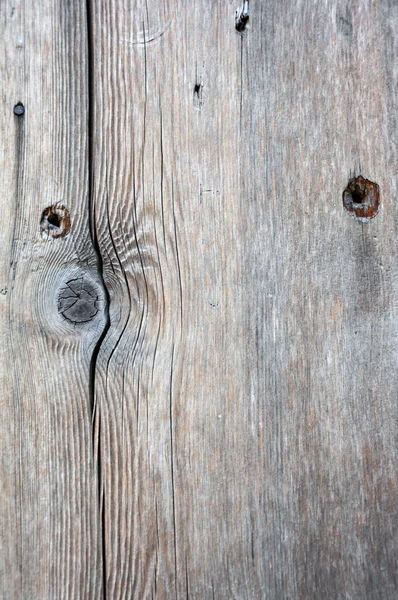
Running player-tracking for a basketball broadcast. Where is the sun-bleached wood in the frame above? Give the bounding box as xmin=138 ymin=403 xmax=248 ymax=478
xmin=91 ymin=0 xmax=398 ymax=598
xmin=0 ymin=1 xmax=104 ymax=597
xmin=1 ymin=0 xmax=398 ymax=598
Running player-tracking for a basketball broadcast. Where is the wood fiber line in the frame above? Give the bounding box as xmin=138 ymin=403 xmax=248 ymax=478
xmin=0 ymin=1 xmax=104 ymax=597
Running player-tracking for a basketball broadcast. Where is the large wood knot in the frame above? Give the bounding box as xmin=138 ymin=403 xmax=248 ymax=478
xmin=58 ymin=276 xmax=102 ymax=324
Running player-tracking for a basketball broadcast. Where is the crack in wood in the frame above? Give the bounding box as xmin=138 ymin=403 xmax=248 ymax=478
xmin=86 ymin=1 xmax=110 ymax=597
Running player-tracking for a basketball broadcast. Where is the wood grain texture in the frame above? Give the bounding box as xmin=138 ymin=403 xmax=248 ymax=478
xmin=0 ymin=1 xmax=105 ymax=597
xmin=1 ymin=0 xmax=397 ymax=598
xmin=91 ymin=0 xmax=398 ymax=598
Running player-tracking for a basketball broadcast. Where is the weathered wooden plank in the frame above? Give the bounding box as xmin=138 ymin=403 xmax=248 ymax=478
xmin=2 ymin=0 xmax=396 ymax=597
xmin=91 ymin=0 xmax=398 ymax=598
xmin=255 ymin=2 xmax=398 ymax=597
xmin=0 ymin=1 xmax=104 ymax=597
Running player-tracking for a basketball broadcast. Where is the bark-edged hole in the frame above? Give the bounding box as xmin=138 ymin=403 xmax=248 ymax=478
xmin=40 ymin=205 xmax=71 ymax=239
xmin=343 ymin=176 xmax=380 ymax=222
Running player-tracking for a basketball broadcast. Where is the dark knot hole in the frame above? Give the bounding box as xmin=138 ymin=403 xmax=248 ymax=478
xmin=351 ymin=185 xmax=367 ymax=204
xmin=48 ymin=212 xmax=61 ymax=227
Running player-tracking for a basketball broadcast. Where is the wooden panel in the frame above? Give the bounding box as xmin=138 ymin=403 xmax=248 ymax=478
xmin=1 ymin=0 xmax=397 ymax=597
xmin=91 ymin=0 xmax=398 ymax=598
xmin=0 ymin=1 xmax=104 ymax=597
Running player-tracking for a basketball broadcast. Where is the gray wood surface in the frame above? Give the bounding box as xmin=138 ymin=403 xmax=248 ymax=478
xmin=1 ymin=0 xmax=398 ymax=598
xmin=0 ymin=1 xmax=104 ymax=597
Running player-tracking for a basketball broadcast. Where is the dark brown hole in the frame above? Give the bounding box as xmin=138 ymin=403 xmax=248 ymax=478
xmin=48 ymin=212 xmax=61 ymax=227
xmin=40 ymin=205 xmax=71 ymax=239
xmin=194 ymin=83 xmax=201 ymax=95
xmin=351 ymin=185 xmax=366 ymax=204
xmin=342 ymin=175 xmax=380 ymax=221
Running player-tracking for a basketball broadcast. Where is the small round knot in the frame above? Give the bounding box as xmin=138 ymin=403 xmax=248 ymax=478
xmin=343 ymin=176 xmax=380 ymax=222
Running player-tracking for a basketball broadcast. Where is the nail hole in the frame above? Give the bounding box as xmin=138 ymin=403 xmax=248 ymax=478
xmin=194 ymin=83 xmax=201 ymax=96
xmin=40 ymin=205 xmax=71 ymax=239
xmin=14 ymin=103 xmax=24 ymax=116
xmin=343 ymin=176 xmax=380 ymax=222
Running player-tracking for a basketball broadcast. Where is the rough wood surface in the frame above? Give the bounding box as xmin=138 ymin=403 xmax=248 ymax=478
xmin=91 ymin=0 xmax=398 ymax=598
xmin=0 ymin=1 xmax=104 ymax=597
xmin=1 ymin=0 xmax=398 ymax=598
